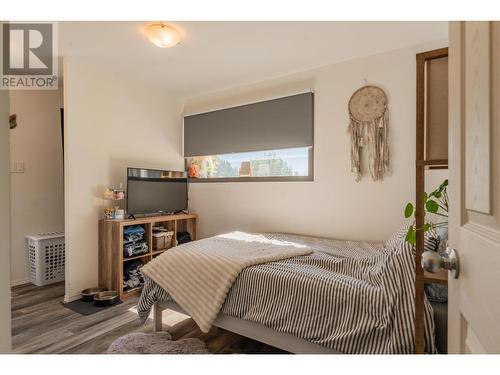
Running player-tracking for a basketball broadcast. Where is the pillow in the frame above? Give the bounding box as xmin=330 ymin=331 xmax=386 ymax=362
xmin=425 ymin=225 xmax=449 ymax=303
xmin=435 ymin=226 xmax=448 ymax=254
xmin=384 ymin=222 xmax=411 ymax=248
xmin=424 ymin=228 xmax=440 ymax=253
xmin=425 ymin=282 xmax=448 ymax=303
xmin=387 ymin=222 xmax=448 ymax=303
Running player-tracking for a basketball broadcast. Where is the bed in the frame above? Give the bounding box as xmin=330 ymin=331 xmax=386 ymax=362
xmin=137 ymin=232 xmax=438 ymax=354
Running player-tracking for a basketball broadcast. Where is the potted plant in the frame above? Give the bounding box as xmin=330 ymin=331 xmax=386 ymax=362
xmin=403 ymin=179 xmax=448 ymax=244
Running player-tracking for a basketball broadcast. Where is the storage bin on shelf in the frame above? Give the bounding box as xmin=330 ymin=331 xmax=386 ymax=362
xmin=153 ymin=230 xmax=174 ymax=251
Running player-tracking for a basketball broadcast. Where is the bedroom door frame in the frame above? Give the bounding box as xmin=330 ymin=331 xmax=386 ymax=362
xmin=0 ymin=88 xmax=12 ymax=353
xmin=414 ymin=47 xmax=449 ymax=354
xmin=448 ymin=21 xmax=500 ymax=353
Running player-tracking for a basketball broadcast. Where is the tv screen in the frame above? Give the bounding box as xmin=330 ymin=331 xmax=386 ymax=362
xmin=127 ymin=168 xmax=188 ymax=216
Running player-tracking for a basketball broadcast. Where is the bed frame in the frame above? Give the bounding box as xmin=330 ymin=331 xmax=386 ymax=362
xmin=154 ymin=300 xmax=447 ymax=354
xmin=153 ymin=301 xmax=338 ymax=354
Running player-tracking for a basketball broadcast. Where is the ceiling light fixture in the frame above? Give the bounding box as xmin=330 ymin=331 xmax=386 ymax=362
xmin=145 ymin=24 xmax=181 ymax=48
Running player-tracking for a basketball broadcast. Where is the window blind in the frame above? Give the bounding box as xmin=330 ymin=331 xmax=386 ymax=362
xmin=183 ymin=92 xmax=314 ymax=157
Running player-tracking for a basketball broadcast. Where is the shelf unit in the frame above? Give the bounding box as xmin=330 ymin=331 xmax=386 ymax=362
xmin=102 ymin=189 xmax=126 ymax=219
xmin=415 ymin=47 xmax=449 ymax=353
xmin=103 ymin=197 xmax=125 ymax=202
xmin=98 ymin=213 xmax=198 ymax=300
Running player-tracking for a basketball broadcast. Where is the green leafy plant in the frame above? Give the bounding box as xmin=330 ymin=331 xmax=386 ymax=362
xmin=404 ymin=179 xmax=448 ymax=244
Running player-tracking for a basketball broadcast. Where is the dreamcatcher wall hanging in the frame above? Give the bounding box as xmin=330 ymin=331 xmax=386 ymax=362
xmin=348 ymin=84 xmax=390 ymax=182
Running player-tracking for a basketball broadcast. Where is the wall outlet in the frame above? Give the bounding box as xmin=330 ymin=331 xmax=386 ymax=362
xmin=10 ymin=161 xmax=25 ymax=173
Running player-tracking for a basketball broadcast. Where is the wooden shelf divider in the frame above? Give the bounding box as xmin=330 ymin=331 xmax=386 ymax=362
xmin=123 ymin=253 xmax=152 ymax=262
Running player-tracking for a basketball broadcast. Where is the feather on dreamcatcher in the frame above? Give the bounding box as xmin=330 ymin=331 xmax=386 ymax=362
xmin=348 ymin=85 xmax=390 ymax=182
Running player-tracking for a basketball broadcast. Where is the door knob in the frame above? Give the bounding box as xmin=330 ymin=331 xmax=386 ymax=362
xmin=421 ymin=245 xmax=460 ymax=279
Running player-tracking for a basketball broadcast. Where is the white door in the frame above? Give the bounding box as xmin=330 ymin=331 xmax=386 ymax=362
xmin=448 ymin=21 xmax=500 ymax=354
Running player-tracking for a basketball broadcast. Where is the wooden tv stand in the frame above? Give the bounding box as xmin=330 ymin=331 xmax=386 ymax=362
xmin=98 ymin=213 xmax=198 ymax=300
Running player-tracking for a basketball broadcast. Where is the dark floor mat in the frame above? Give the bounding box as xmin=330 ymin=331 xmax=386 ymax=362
xmin=62 ymin=299 xmax=122 ymax=316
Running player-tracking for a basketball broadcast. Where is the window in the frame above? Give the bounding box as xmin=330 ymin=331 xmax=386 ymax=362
xmin=183 ymin=92 xmax=314 ymax=182
xmin=186 ymin=146 xmax=312 ymax=181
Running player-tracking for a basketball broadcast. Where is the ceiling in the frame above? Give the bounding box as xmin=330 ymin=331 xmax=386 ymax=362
xmin=60 ymin=22 xmax=448 ymax=98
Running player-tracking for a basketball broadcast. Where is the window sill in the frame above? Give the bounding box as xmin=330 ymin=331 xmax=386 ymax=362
xmin=188 ymin=176 xmax=313 ymax=183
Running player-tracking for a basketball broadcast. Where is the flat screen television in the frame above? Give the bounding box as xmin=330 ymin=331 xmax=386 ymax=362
xmin=127 ymin=168 xmax=188 ymax=216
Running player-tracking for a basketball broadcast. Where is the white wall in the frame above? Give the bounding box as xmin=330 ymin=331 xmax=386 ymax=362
xmin=63 ymin=58 xmax=184 ymax=301
xmin=9 ymin=90 xmax=65 ymax=286
xmin=185 ymin=40 xmax=447 ymax=242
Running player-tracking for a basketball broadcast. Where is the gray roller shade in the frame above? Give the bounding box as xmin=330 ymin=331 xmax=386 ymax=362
xmin=184 ymin=92 xmax=314 ymax=157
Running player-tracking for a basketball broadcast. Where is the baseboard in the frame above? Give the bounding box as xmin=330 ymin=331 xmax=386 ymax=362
xmin=11 ymin=277 xmax=30 ymax=287
xmin=63 ymin=293 xmax=82 ymax=303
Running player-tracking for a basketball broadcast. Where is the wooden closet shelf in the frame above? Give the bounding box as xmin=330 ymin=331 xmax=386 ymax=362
xmin=417 ymin=47 xmax=449 ymax=60
xmin=420 ymin=269 xmax=448 ymax=285
xmin=416 ymin=159 xmax=448 ymax=166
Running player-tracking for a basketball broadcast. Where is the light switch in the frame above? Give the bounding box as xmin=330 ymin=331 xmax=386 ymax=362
xmin=10 ymin=161 xmax=25 ymax=173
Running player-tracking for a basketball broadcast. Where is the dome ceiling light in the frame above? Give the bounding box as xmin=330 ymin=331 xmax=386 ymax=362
xmin=145 ymin=24 xmax=181 ymax=48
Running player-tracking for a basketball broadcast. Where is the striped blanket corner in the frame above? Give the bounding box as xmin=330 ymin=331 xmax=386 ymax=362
xmin=141 ymin=231 xmax=313 ymax=333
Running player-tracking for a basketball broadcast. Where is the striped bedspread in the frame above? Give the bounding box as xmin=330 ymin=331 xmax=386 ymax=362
xmin=141 ymin=232 xmax=313 ymax=333
xmin=138 ymin=233 xmax=436 ymax=354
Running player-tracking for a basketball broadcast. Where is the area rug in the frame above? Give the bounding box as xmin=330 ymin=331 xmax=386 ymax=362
xmin=62 ymin=299 xmax=122 ymax=316
xmin=106 ymin=332 xmax=209 ymax=354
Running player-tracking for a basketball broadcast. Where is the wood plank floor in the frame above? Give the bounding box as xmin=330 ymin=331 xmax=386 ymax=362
xmin=11 ymin=282 xmax=285 ymax=354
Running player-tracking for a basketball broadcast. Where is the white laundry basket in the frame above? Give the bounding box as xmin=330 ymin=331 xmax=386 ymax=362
xmin=27 ymin=232 xmax=65 ymax=286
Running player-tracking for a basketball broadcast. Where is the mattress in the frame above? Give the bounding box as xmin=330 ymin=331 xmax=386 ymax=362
xmin=138 ymin=233 xmax=437 ymax=354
